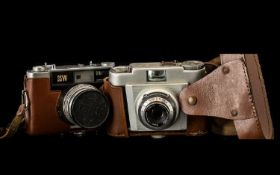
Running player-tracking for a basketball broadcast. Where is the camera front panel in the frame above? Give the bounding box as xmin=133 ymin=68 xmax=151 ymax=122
xmin=125 ymin=83 xmax=188 ymax=132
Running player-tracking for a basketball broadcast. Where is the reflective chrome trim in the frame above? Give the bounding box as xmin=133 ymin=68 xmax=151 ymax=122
xmin=26 ymin=71 xmax=50 ymax=78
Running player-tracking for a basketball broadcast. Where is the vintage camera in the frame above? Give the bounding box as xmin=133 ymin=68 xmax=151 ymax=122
xmin=24 ymin=61 xmax=114 ymax=135
xmin=103 ymin=60 xmax=208 ymax=137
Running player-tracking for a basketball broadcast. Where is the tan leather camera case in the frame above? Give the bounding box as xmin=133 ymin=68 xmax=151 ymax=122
xmin=25 ymin=78 xmax=69 ymax=135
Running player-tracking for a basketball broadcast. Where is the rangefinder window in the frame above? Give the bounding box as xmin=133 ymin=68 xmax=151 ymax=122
xmin=51 ymin=70 xmax=98 ymax=89
xmin=147 ymin=70 xmax=166 ymax=82
xmin=74 ymin=71 xmax=95 ymax=83
xmin=95 ymin=69 xmax=110 ymax=81
xmin=50 ymin=67 xmax=111 ymax=90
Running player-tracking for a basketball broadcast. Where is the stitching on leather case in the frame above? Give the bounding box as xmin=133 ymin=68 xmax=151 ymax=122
xmin=251 ymin=56 xmax=262 ymax=131
xmin=255 ymin=116 xmax=261 ymax=130
xmin=252 ymin=55 xmax=270 ymax=133
xmin=240 ymin=59 xmax=257 ymax=120
xmin=240 ymin=58 xmax=261 ymax=133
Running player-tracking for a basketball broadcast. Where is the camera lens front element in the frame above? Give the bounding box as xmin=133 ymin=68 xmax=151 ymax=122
xmin=61 ymin=84 xmax=109 ymax=129
xmin=145 ymin=103 xmax=169 ymax=128
xmin=137 ymin=91 xmax=179 ymax=130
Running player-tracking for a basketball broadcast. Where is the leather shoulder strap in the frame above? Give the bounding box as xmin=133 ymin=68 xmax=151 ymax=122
xmin=221 ymin=54 xmax=273 ymax=139
xmin=0 ymin=104 xmax=25 ymax=139
xmin=179 ymin=54 xmax=273 ymax=139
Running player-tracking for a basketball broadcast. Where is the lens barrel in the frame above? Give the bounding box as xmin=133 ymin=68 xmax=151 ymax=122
xmin=137 ymin=91 xmax=178 ymax=130
xmin=61 ymin=84 xmax=109 ymax=129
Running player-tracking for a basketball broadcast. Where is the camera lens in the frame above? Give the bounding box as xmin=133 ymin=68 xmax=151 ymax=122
xmin=145 ymin=103 xmax=169 ymax=128
xmin=60 ymin=84 xmax=109 ymax=129
xmin=137 ymin=91 xmax=178 ymax=130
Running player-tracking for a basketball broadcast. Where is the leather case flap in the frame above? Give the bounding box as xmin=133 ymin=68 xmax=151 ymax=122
xmin=180 ymin=58 xmax=255 ymax=120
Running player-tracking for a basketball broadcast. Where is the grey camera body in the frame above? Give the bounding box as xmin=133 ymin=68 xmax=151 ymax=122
xmin=109 ymin=61 xmax=206 ymax=132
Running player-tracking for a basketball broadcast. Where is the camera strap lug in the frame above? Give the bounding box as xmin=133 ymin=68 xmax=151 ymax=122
xmin=21 ymin=90 xmax=29 ymax=110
